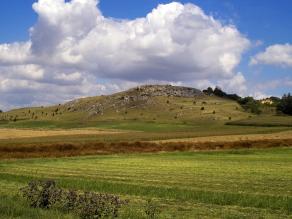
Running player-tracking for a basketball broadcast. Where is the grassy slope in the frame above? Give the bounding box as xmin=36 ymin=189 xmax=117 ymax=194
xmin=0 ymin=96 xmax=249 ymax=130
xmin=227 ymin=115 xmax=292 ymax=127
xmin=1 ymin=94 xmax=292 ymax=134
xmin=0 ymin=148 xmax=291 ymax=218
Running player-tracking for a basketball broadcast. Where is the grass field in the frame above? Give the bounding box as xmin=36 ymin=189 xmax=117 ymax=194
xmin=0 ymin=148 xmax=292 ymax=218
xmin=227 ymin=115 xmax=292 ymax=127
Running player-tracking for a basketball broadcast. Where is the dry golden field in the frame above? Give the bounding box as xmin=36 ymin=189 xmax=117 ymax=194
xmin=157 ymin=130 xmax=292 ymax=143
xmin=0 ymin=128 xmax=124 ymax=140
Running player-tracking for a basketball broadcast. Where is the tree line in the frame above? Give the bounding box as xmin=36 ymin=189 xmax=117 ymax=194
xmin=277 ymin=93 xmax=292 ymax=115
xmin=203 ymin=87 xmax=292 ymax=115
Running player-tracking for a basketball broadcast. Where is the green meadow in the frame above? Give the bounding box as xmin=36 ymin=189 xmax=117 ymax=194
xmin=1 ymin=148 xmax=291 ymax=218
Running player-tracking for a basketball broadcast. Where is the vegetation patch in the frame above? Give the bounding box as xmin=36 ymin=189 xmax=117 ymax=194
xmin=20 ymin=179 xmax=129 ymax=219
xmin=1 ymin=138 xmax=292 ymax=159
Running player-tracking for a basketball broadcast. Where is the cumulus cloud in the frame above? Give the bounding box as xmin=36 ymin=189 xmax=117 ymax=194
xmin=0 ymin=42 xmax=31 ymax=65
xmin=251 ymin=43 xmax=292 ymax=67
xmin=218 ymin=72 xmax=247 ymax=95
xmin=0 ymin=0 xmax=250 ymax=109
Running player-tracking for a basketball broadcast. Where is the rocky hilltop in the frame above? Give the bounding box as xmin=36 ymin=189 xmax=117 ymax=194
xmin=126 ymin=85 xmax=203 ymax=98
xmin=65 ymin=85 xmax=204 ymax=116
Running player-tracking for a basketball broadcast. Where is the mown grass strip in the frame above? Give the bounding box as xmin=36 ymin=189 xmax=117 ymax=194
xmin=1 ymin=173 xmax=291 ymax=214
xmin=0 ymin=194 xmax=76 ymax=219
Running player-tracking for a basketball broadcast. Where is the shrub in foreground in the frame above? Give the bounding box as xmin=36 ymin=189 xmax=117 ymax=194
xmin=20 ymin=180 xmax=62 ymax=209
xmin=20 ymin=180 xmax=128 ymax=219
xmin=75 ymin=192 xmax=127 ymax=219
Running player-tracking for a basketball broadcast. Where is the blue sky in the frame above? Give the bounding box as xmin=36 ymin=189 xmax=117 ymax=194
xmin=2 ymin=0 xmax=292 ymax=44
xmin=0 ymin=0 xmax=291 ymax=109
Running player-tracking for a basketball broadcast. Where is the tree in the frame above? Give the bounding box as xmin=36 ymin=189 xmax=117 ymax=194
xmin=238 ymin=97 xmax=255 ymax=105
xmin=226 ymin=93 xmax=241 ymax=101
xmin=204 ymin=86 xmax=241 ymax=101
xmin=238 ymin=97 xmax=262 ymax=114
xmin=270 ymin=96 xmax=281 ymax=105
xmin=203 ymin=87 xmax=213 ymax=95
xmin=213 ymin=86 xmax=226 ymax=97
xmin=277 ymin=93 xmax=292 ymax=115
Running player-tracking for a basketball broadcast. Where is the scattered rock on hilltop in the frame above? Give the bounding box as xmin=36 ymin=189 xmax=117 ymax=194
xmin=64 ymin=85 xmax=204 ymax=116
xmin=127 ymin=85 xmax=203 ymax=97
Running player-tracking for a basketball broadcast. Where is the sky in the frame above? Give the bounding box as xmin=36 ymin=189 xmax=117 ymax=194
xmin=0 ymin=0 xmax=291 ymax=110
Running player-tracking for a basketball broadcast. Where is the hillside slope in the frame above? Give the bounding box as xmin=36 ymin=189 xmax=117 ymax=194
xmin=0 ymin=85 xmax=251 ymax=130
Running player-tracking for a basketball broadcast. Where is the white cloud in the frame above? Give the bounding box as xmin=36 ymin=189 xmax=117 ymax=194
xmin=54 ymin=72 xmax=82 ymax=82
xmin=251 ymin=43 xmax=292 ymax=67
xmin=218 ymin=72 xmax=247 ymax=95
xmin=0 ymin=42 xmax=31 ymax=65
xmin=0 ymin=0 xmax=250 ymax=109
xmin=252 ymin=91 xmax=269 ymax=100
xmin=14 ymin=65 xmax=44 ymax=80
xmin=248 ymin=79 xmax=292 ymax=100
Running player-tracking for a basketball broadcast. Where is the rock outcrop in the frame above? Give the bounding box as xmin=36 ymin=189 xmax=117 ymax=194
xmin=64 ymin=85 xmax=204 ymax=116
xmin=127 ymin=85 xmax=203 ymax=98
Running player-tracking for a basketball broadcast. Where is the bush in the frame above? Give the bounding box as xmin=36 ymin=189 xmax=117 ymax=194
xmin=76 ymin=192 xmax=127 ymax=219
xmin=20 ymin=180 xmax=62 ymax=209
xmin=144 ymin=199 xmax=161 ymax=219
xmin=20 ymin=180 xmax=128 ymax=218
xmin=61 ymin=190 xmax=78 ymax=212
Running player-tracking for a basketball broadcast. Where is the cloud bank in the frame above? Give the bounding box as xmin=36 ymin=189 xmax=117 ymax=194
xmin=0 ymin=0 xmax=250 ymax=110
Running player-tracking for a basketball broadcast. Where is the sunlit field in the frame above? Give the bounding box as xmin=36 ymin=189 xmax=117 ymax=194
xmin=1 ymin=148 xmax=291 ymax=218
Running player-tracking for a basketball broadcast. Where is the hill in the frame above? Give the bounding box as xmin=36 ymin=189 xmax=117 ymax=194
xmin=64 ymin=85 xmax=204 ymax=116
xmin=0 ymin=85 xmax=252 ymax=130
xmin=1 ymin=84 xmax=291 ymax=132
